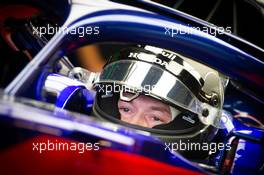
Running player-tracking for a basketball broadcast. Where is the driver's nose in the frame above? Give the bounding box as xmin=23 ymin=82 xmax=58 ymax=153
xmin=129 ymin=112 xmax=149 ymax=128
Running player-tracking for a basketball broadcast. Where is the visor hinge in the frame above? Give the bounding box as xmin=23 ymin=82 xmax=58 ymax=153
xmin=198 ymin=91 xmax=220 ymax=107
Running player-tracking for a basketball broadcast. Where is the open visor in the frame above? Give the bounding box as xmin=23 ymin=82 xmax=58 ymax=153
xmin=95 ymin=60 xmax=223 ymax=128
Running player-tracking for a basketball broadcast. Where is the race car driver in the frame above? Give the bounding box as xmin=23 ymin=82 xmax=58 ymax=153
xmin=92 ymin=45 xmax=226 ymax=158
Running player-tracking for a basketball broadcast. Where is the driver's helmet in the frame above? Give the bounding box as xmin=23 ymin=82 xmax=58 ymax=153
xmin=93 ymin=45 xmax=225 ymax=158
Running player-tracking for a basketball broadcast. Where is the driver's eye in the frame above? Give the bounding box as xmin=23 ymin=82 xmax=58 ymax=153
xmin=119 ymin=107 xmax=130 ymax=113
xmin=152 ymin=116 xmax=162 ymax=122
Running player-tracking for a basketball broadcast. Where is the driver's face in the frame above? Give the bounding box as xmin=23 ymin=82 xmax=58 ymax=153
xmin=118 ymin=94 xmax=172 ymax=128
